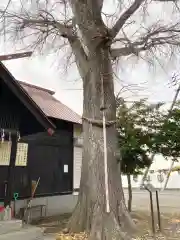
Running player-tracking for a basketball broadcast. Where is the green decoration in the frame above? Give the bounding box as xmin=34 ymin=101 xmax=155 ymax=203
xmin=13 ymin=193 xmax=19 ymax=201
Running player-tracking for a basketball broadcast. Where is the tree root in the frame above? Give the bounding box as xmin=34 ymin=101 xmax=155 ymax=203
xmin=67 ymin=199 xmax=86 ymax=233
xmin=68 ymin=198 xmax=135 ymax=240
xmin=89 ymin=208 xmax=132 ymax=240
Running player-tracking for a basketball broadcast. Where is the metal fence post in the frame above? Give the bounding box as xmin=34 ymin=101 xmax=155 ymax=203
xmin=156 ymin=190 xmax=162 ymax=232
xmin=144 ymin=185 xmax=156 ymax=236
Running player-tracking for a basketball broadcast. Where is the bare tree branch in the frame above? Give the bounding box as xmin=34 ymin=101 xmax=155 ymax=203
xmin=1 ymin=10 xmax=74 ymax=38
xmin=22 ymin=19 xmax=74 ymax=38
xmin=0 ymin=9 xmax=89 ymax=76
xmin=110 ymin=0 xmax=178 ymax=40
xmin=0 ymin=0 xmax=11 ymax=18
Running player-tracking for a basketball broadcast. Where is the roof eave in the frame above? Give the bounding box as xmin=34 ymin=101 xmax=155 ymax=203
xmin=0 ymin=62 xmax=56 ymax=134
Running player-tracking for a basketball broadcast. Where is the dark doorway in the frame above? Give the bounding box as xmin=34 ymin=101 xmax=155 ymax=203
xmin=27 ymin=143 xmax=73 ymax=197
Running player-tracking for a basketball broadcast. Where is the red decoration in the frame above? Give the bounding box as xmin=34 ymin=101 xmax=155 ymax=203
xmin=0 ymin=206 xmax=4 ymax=212
xmin=47 ymin=128 xmax=54 ymax=136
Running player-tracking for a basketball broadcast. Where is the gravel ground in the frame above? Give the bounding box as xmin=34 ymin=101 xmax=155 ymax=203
xmin=32 ymin=212 xmax=180 ymax=239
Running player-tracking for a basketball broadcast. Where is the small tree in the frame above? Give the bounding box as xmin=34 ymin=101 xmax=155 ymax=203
xmin=141 ymin=84 xmax=180 ymax=187
xmin=116 ymin=98 xmax=163 ymax=211
xmin=120 ymin=148 xmax=150 ymax=212
xmin=153 ymin=102 xmax=180 ymax=189
xmin=155 ymin=103 xmax=180 ymax=159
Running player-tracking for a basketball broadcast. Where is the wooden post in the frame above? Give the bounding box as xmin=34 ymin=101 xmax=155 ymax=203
xmin=144 ymin=185 xmax=156 ymax=237
xmin=4 ymin=132 xmax=18 ymax=207
xmin=149 ymin=191 xmax=155 ymax=236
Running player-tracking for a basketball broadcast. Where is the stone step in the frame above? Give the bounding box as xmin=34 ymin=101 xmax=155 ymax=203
xmin=0 ymin=220 xmax=22 ymax=235
xmin=0 ymin=226 xmax=44 ymax=240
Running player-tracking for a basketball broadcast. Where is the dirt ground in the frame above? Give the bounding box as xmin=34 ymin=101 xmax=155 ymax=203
xmin=32 ymin=211 xmax=180 ymax=239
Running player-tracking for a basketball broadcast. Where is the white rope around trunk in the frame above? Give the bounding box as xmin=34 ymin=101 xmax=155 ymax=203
xmin=103 ymin=111 xmax=110 ymax=213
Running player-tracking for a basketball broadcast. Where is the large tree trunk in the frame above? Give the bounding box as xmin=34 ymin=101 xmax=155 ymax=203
xmin=68 ymin=47 xmax=136 ymax=239
xmin=127 ymin=174 xmax=132 ymax=212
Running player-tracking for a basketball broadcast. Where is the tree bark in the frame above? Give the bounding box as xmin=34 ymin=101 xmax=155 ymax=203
xmin=68 ymin=47 xmax=136 ymax=239
xmin=127 ymin=174 xmax=132 ymax=212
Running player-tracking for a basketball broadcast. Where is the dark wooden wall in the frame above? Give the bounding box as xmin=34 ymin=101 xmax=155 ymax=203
xmin=0 ymin=79 xmax=74 ymax=200
xmin=0 ymin=78 xmax=44 ymax=133
xmin=21 ymin=120 xmax=74 ymax=198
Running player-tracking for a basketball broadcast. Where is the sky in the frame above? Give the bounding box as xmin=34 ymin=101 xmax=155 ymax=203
xmin=1 ymin=0 xmax=180 ymax=116
xmin=3 ymin=55 xmax=83 ymax=115
xmin=2 ymin=51 xmax=178 ymax=116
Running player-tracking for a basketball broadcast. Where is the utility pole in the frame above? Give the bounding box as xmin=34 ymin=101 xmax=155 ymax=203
xmin=0 ymin=51 xmax=32 ymax=61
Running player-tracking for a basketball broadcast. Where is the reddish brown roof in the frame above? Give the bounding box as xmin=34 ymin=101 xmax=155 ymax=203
xmin=18 ymin=80 xmax=82 ymax=124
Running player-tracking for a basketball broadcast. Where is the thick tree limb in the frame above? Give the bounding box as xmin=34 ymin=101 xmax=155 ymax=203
xmin=97 ymin=0 xmax=104 ymax=12
xmin=111 ymin=40 xmax=174 ymax=58
xmin=69 ymin=0 xmax=108 ymax=50
xmin=111 ymin=47 xmax=138 ymax=58
xmin=69 ymin=37 xmax=89 ymax=78
xmin=110 ymin=0 xmax=145 ymax=39
xmin=111 ymin=25 xmax=180 ymax=58
xmin=24 ymin=19 xmax=88 ymax=74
